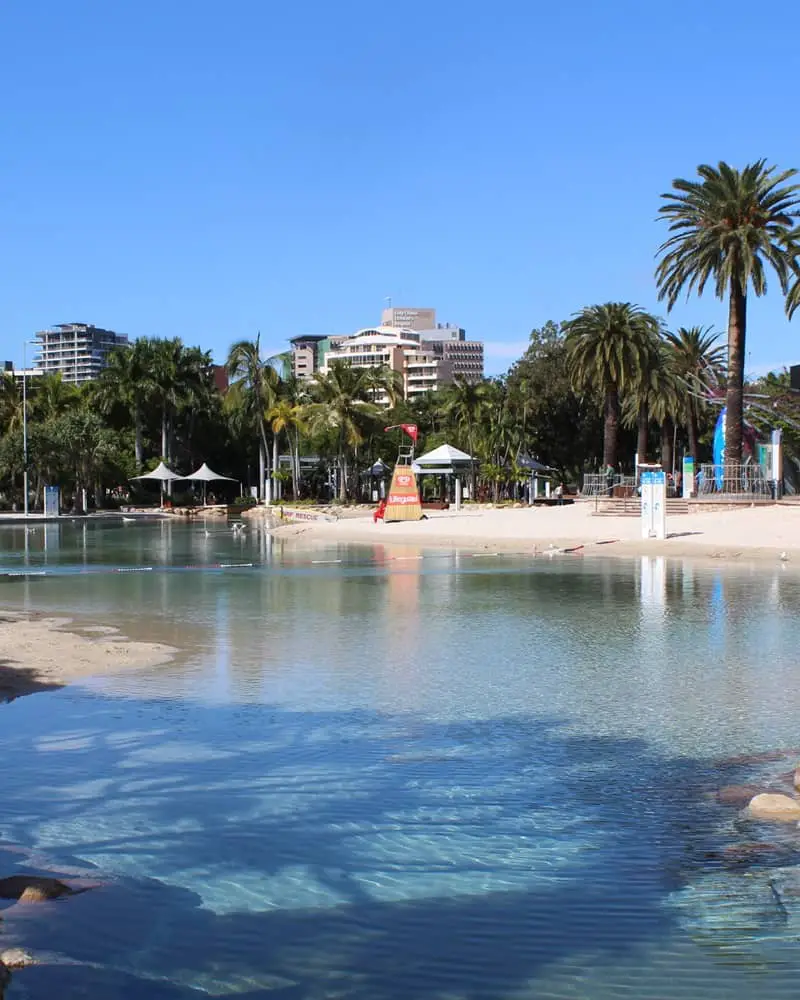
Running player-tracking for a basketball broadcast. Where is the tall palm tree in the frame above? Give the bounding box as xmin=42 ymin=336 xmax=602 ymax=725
xmin=226 ymin=334 xmax=280 ymax=499
xmin=441 ymin=377 xmax=489 ymax=497
xmin=664 ymin=326 xmax=726 ymax=463
xmin=93 ymin=340 xmax=154 ymax=468
xmin=564 ymin=303 xmax=661 ymax=469
xmin=304 ymin=361 xmax=382 ymax=502
xmin=267 ymin=398 xmax=306 ymax=499
xmin=656 ymin=160 xmax=800 ymax=467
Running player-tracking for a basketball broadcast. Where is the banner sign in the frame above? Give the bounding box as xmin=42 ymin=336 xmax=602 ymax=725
xmin=385 ymin=466 xmax=422 ymax=522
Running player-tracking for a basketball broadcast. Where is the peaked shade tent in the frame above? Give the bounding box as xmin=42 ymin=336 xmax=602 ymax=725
xmin=131 ymin=461 xmax=187 ymax=506
xmin=186 ymin=463 xmax=238 ymax=506
xmin=412 ymin=444 xmax=475 ymax=510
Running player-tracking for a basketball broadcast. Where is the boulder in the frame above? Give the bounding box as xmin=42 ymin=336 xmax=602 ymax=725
xmin=0 ymin=875 xmax=78 ymax=902
xmin=0 ymin=949 xmax=34 ymax=969
xmin=746 ymin=793 xmax=800 ymax=823
xmin=717 ymin=784 xmax=768 ymax=807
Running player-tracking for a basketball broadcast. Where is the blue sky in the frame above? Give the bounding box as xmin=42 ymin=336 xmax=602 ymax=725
xmin=2 ymin=0 xmax=798 ymax=376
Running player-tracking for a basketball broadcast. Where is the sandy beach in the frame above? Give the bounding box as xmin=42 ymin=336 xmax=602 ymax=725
xmin=0 ymin=614 xmax=176 ymax=702
xmin=270 ymin=501 xmax=800 ymax=564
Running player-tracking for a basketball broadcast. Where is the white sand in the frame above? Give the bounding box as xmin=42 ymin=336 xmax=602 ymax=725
xmin=0 ymin=614 xmax=176 ymax=701
xmin=270 ymin=501 xmax=800 ymax=563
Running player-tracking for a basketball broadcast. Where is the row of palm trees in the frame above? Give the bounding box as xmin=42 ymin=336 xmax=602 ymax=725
xmin=564 ymin=306 xmax=725 ymax=471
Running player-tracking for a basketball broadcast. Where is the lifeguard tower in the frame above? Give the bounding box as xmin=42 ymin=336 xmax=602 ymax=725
xmin=383 ymin=424 xmax=423 ymax=522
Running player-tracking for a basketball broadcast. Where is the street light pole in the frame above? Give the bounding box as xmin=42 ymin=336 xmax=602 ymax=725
xmin=22 ymin=341 xmax=28 ymax=518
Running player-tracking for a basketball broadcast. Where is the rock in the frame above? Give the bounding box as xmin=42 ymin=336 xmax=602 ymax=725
xmin=721 ymin=842 xmax=796 ymax=866
xmin=0 ymin=875 xmax=80 ymax=902
xmin=717 ymin=784 xmax=769 ymax=806
xmin=0 ymin=962 xmax=9 ymax=999
xmin=746 ymin=793 xmax=800 ymax=823
xmin=717 ymin=748 xmax=800 ymax=767
xmin=0 ymin=948 xmax=34 ymax=969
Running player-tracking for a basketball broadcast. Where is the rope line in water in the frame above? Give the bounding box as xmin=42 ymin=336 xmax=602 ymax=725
xmin=1 ymin=542 xmax=616 ymax=581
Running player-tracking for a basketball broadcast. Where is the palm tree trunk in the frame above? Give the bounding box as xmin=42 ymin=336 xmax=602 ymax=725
xmin=726 ymin=278 xmax=746 ymax=469
xmin=603 ymin=388 xmax=620 ymax=469
xmin=272 ymin=434 xmax=279 ymax=501
xmin=258 ymin=443 xmax=266 ymax=502
xmin=161 ymin=407 xmax=168 ymax=461
xmin=687 ymin=400 xmax=699 ymax=464
xmin=660 ymin=417 xmax=674 ymax=473
xmin=134 ymin=414 xmax=143 ymax=469
xmin=290 ymin=430 xmax=299 ymax=499
xmin=636 ymin=400 xmax=649 ymax=465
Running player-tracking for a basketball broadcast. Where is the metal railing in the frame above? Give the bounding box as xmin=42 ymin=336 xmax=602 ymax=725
xmin=581 ymin=474 xmax=637 ymax=497
xmin=697 ymin=463 xmax=773 ymax=499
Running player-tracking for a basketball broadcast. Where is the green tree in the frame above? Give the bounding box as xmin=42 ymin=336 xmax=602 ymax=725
xmin=441 ymin=377 xmax=489 ymax=496
xmin=506 ymin=322 xmax=603 ymax=479
xmin=656 ymin=160 xmax=800 ymax=468
xmin=94 ymin=340 xmax=154 ymax=468
xmin=663 ymin=326 xmax=726 ymax=463
xmin=304 ymin=361 xmax=382 ymax=501
xmin=564 ymin=303 xmax=661 ymax=469
xmin=226 ymin=334 xmax=281 ymax=498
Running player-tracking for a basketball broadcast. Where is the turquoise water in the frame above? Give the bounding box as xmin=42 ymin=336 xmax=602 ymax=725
xmin=2 ymin=520 xmax=800 ymax=997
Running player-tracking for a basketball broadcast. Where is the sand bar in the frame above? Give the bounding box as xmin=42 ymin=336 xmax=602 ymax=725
xmin=0 ymin=613 xmax=176 ymax=702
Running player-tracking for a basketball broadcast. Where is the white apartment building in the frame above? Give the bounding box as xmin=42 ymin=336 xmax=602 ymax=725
xmin=318 ymin=327 xmax=453 ymax=404
xmin=34 ymin=323 xmax=129 ymax=385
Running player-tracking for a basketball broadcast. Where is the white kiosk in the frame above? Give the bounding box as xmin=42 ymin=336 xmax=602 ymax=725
xmin=640 ymin=465 xmax=666 ymax=540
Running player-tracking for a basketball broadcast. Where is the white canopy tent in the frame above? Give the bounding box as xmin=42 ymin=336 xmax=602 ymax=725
xmin=412 ymin=444 xmax=475 ymax=510
xmin=131 ymin=462 xmax=187 ymax=505
xmin=185 ymin=462 xmax=237 ymax=506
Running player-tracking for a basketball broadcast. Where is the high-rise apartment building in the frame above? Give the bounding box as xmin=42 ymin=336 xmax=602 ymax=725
xmin=34 ymin=323 xmax=129 ymax=384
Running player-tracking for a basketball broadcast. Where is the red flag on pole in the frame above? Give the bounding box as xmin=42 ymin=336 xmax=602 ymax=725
xmin=384 ymin=424 xmax=418 ymax=443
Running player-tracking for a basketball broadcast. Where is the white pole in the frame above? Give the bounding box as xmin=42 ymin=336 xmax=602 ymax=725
xmin=22 ymin=341 xmax=28 ymax=518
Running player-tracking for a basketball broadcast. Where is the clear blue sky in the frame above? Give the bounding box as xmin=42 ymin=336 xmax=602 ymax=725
xmin=2 ymin=0 xmax=798 ymax=376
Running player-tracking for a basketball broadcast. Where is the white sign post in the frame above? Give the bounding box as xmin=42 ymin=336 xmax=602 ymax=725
xmin=641 ymin=469 xmax=666 ymax=540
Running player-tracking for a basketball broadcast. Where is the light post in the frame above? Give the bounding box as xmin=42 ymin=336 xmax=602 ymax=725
xmin=21 ymin=338 xmax=37 ymax=518
xmin=22 ymin=341 xmax=28 ymax=518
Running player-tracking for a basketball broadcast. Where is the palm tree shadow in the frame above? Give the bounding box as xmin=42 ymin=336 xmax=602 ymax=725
xmin=0 ymin=696 xmax=727 ymax=999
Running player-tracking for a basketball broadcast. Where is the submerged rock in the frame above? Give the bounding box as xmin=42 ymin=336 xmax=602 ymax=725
xmin=717 ymin=784 xmax=769 ymax=806
xmin=0 ymin=875 xmax=83 ymax=902
xmin=746 ymin=793 xmax=800 ymax=823
xmin=721 ymin=842 xmax=797 ymax=867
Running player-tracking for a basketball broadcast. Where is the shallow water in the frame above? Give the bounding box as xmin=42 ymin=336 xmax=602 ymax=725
xmin=2 ymin=519 xmax=800 ymax=998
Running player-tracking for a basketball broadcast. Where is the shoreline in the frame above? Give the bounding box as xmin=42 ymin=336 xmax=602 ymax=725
xmin=268 ymin=503 xmax=800 ymax=567
xmin=0 ymin=612 xmax=177 ymax=703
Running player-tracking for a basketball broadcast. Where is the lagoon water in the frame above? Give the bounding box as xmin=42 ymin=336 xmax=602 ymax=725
xmin=3 ymin=520 xmax=800 ymax=997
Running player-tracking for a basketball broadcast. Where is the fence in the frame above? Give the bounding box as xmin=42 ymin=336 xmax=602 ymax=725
xmin=581 ymin=474 xmax=637 ymax=497
xmin=697 ymin=463 xmax=773 ymax=499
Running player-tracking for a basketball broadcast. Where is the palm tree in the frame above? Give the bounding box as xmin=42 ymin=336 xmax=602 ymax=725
xmin=656 ymin=160 xmax=800 ymax=467
xmin=0 ymin=372 xmax=23 ymax=435
xmin=226 ymin=335 xmax=280 ymax=499
xmin=94 ymin=340 xmax=154 ymax=468
xmin=304 ymin=361 xmax=382 ymax=502
xmin=663 ymin=326 xmax=726 ymax=463
xmin=565 ymin=303 xmax=661 ymax=469
xmin=267 ymin=398 xmax=306 ymax=499
xmin=441 ymin=377 xmax=488 ymax=497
